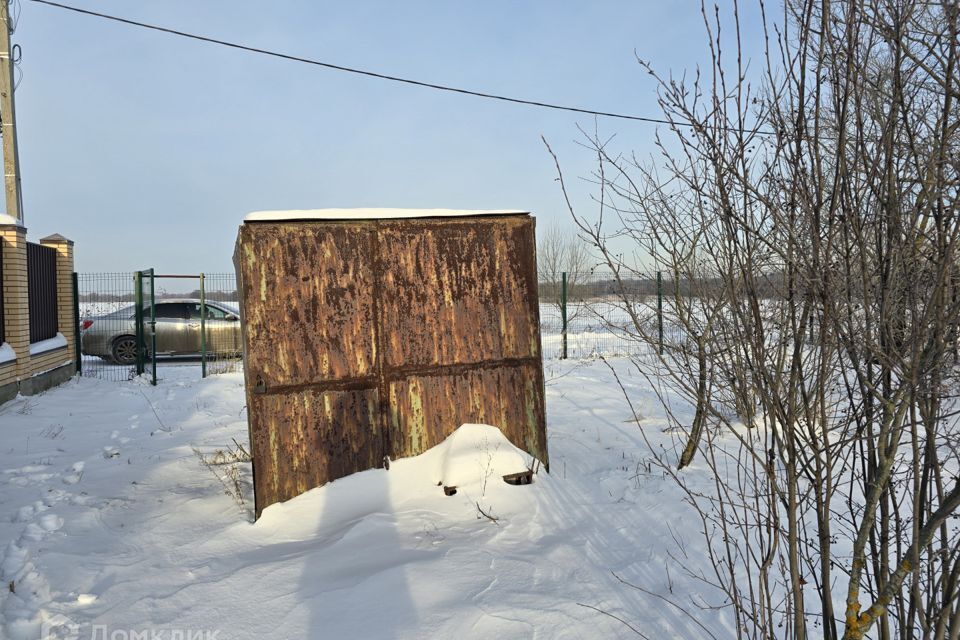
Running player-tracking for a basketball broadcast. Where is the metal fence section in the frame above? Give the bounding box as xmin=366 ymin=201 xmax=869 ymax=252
xmin=200 ymin=272 xmax=241 ymax=376
xmin=76 ymin=272 xmax=138 ymax=381
xmin=539 ymin=271 xmax=683 ymax=360
xmin=27 ymin=242 xmax=58 ymax=343
xmin=75 ymin=268 xmax=681 ymax=384
xmin=76 ymin=271 xmax=242 ymax=382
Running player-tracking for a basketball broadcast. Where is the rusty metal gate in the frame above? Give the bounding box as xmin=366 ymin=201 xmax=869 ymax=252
xmin=235 ymin=210 xmax=548 ymax=517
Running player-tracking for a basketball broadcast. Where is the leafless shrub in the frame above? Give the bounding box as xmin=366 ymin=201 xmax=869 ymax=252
xmin=40 ymin=424 xmax=64 ymax=440
xmin=193 ymin=440 xmax=252 ymax=512
xmin=549 ymin=1 xmax=960 ymax=638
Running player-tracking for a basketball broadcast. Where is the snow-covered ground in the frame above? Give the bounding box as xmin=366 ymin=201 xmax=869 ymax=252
xmin=0 ymin=360 xmax=733 ymax=640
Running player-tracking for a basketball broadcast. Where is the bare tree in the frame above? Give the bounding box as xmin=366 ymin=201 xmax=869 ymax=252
xmin=537 ymin=224 xmax=591 ymax=316
xmin=548 ymin=1 xmax=960 ymax=638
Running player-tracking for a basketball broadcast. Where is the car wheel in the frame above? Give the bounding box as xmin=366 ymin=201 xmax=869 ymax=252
xmin=111 ymin=336 xmax=139 ymax=365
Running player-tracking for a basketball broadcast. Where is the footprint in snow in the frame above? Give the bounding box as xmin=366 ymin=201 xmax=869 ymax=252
xmin=4 ymin=464 xmax=51 ymax=475
xmin=12 ymin=501 xmax=48 ymax=524
xmin=38 ymin=514 xmax=64 ymax=532
xmin=0 ymin=540 xmax=28 ymax=577
xmin=8 ymin=474 xmax=55 ymax=487
xmin=2 ymin=465 xmax=59 ymax=487
xmin=102 ymin=446 xmax=120 ymax=459
xmin=62 ymin=462 xmax=84 ymax=485
xmin=45 ymin=488 xmax=71 ymax=505
xmin=20 ymin=514 xmax=64 ymax=542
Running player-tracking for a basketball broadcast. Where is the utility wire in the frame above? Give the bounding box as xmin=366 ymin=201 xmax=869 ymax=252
xmin=29 ymin=0 xmax=772 ymax=134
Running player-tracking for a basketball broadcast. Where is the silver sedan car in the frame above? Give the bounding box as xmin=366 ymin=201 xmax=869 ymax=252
xmin=80 ymin=299 xmax=242 ymax=364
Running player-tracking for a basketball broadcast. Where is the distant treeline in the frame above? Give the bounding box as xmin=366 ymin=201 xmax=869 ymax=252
xmin=77 ymin=290 xmax=240 ymax=303
xmin=78 ymin=275 xmax=787 ymax=304
xmin=538 ymin=273 xmax=788 ymax=301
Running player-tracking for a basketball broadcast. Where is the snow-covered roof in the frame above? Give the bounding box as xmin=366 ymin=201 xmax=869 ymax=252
xmin=244 ymin=208 xmax=529 ymax=222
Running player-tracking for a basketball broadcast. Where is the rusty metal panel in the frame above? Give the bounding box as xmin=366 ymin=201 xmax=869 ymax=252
xmin=248 ymin=388 xmax=381 ymax=509
xmin=387 ymin=362 xmax=547 ymax=464
xmin=235 ymin=212 xmax=548 ymax=518
xmin=235 ymin=223 xmax=377 ymax=387
xmin=376 ymin=217 xmax=541 ymax=367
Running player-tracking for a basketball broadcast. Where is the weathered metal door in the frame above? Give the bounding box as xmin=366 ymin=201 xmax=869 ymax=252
xmin=376 ymin=218 xmax=546 ymax=461
xmin=235 ymin=211 xmax=547 ymax=518
xmin=237 ymin=224 xmax=381 ymax=515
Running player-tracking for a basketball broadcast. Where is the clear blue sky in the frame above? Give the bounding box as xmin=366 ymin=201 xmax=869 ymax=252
xmin=13 ymin=1 xmax=768 ymax=273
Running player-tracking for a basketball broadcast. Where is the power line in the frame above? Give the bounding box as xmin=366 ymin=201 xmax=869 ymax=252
xmin=28 ymin=0 xmax=770 ymax=134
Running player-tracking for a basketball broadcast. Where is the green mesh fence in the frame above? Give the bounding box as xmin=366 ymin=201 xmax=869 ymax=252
xmin=76 ymin=272 xmax=140 ymax=382
xmin=200 ymin=273 xmax=242 ymax=376
xmin=539 ymin=271 xmax=685 ymax=361
xmin=78 ymin=268 xmax=675 ymax=385
xmin=77 ymin=272 xmax=241 ymax=381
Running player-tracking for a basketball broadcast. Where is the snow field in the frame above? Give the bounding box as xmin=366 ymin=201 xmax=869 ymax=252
xmin=0 ymin=360 xmax=736 ymax=639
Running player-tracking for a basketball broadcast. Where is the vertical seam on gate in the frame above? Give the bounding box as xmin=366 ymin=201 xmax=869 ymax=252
xmin=368 ymin=221 xmax=391 ymax=464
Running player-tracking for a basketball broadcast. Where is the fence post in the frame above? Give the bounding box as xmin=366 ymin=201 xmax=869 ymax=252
xmin=134 ymin=271 xmax=144 ymax=376
xmin=72 ymin=272 xmax=81 ymax=375
xmin=561 ymin=271 xmax=568 ymax=360
xmin=200 ymin=273 xmax=207 ymax=379
xmin=148 ymin=270 xmax=156 ymax=386
xmin=657 ymin=270 xmax=663 ymax=355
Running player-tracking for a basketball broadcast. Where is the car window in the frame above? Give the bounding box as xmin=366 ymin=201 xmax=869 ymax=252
xmin=186 ymin=303 xmax=228 ymax=320
xmin=205 ymin=305 xmax=228 ymax=320
xmin=154 ymin=303 xmax=188 ymax=319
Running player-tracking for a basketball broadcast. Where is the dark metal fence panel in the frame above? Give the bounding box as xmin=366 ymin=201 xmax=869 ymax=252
xmin=0 ymin=241 xmax=5 ymax=344
xmin=27 ymin=242 xmax=58 ymax=343
xmin=72 ymin=272 xmax=80 ymax=373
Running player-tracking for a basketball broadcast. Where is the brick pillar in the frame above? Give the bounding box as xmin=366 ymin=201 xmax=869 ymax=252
xmin=0 ymin=220 xmax=30 ymax=386
xmin=40 ymin=234 xmax=76 ymax=370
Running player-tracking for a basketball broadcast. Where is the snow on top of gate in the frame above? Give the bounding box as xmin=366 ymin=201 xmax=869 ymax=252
xmin=244 ymin=208 xmax=529 ymax=222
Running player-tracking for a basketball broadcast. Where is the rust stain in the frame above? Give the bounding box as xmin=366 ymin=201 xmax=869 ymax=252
xmin=235 ymin=223 xmax=377 ymax=388
xmin=248 ymin=387 xmax=381 ymax=508
xmin=376 ymin=217 xmax=540 ymax=368
xmin=235 ymin=214 xmax=548 ymax=518
xmin=387 ymin=362 xmax=547 ymax=465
